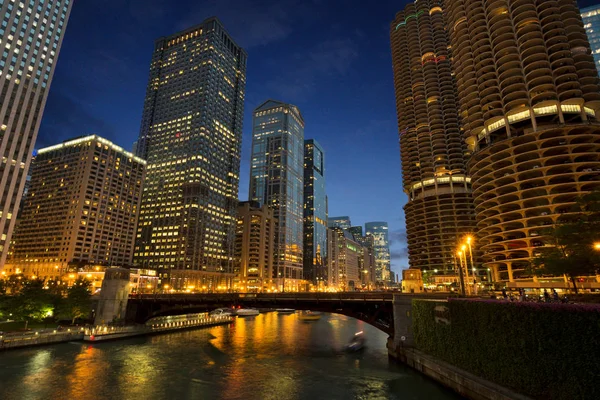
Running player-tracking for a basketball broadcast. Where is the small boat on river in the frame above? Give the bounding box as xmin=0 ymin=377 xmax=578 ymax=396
xmin=209 ymin=308 xmax=235 ymax=317
xmin=236 ymin=308 xmax=260 ymax=317
xmin=298 ymin=311 xmax=321 ymax=321
xmin=345 ymin=331 xmax=366 ymax=352
xmin=276 ymin=308 xmax=295 ymax=314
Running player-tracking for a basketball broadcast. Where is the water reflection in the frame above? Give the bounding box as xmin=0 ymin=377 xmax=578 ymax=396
xmin=0 ymin=313 xmax=458 ymax=400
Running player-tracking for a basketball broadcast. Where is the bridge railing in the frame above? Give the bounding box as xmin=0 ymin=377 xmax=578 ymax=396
xmin=130 ymin=292 xmax=398 ymax=302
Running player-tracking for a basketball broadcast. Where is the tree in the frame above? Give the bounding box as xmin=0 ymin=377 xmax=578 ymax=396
xmin=530 ymin=192 xmax=600 ymax=293
xmin=58 ymin=278 xmax=92 ymax=324
xmin=10 ymin=279 xmax=58 ymax=329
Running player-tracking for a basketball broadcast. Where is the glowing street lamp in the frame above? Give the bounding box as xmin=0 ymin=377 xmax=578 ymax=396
xmin=594 ymin=242 xmax=600 ymax=251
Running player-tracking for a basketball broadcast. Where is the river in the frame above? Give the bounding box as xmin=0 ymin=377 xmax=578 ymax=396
xmin=0 ymin=312 xmax=459 ymax=400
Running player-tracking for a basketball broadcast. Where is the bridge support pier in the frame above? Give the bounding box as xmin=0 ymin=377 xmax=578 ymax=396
xmin=391 ymin=294 xmax=414 ymax=348
xmin=94 ymin=268 xmax=131 ymax=325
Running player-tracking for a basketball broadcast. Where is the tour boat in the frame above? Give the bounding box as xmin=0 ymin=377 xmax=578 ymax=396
xmin=276 ymin=308 xmax=295 ymax=314
xmin=209 ymin=308 xmax=235 ymax=317
xmin=236 ymin=308 xmax=260 ymax=316
xmin=298 ymin=311 xmax=321 ymax=321
xmin=345 ymin=331 xmax=366 ymax=352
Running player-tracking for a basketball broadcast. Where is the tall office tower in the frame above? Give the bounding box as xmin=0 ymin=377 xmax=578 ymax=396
xmin=446 ymin=0 xmax=600 ymax=283
xmin=0 ymin=0 xmax=73 ymax=269
xmin=234 ymin=201 xmax=275 ymax=292
xmin=327 ymin=227 xmax=362 ymax=290
xmin=249 ymin=100 xmax=304 ymax=291
xmin=390 ymin=0 xmax=475 ymax=275
xmin=328 ymin=216 xmax=351 ymax=229
xmin=134 ymin=18 xmax=247 ymax=290
xmin=303 ymin=139 xmax=327 ymax=287
xmin=365 ymin=222 xmax=392 ymax=284
xmin=348 ymin=226 xmax=362 ymax=240
xmin=6 ymin=135 xmax=145 ymax=279
xmin=582 ymin=5 xmax=600 ymax=77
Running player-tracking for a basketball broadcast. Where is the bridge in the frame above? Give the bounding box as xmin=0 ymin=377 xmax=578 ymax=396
xmin=125 ymin=292 xmax=450 ymax=335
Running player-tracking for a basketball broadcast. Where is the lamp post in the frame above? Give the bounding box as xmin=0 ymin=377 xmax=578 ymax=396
xmin=456 ymin=250 xmax=467 ymax=295
xmin=466 ymin=236 xmax=477 ymax=295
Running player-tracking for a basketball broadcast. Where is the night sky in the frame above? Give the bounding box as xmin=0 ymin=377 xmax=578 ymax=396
xmin=37 ymin=0 xmax=599 ymax=278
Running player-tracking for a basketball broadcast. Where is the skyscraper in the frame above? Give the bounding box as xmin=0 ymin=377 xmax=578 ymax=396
xmin=328 ymin=216 xmax=351 ymax=230
xmin=582 ymin=5 xmax=600 ymax=77
xmin=249 ymin=100 xmax=304 ymax=291
xmin=0 ymin=0 xmax=73 ymax=268
xmin=446 ymin=0 xmax=600 ymax=282
xmin=348 ymin=226 xmax=363 ymax=240
xmin=391 ymin=0 xmax=475 ymax=274
xmin=327 ymin=227 xmax=362 ymax=290
xmin=234 ymin=201 xmax=275 ymax=292
xmin=6 ymin=135 xmax=145 ymax=279
xmin=133 ymin=18 xmax=247 ymax=290
xmin=303 ymin=139 xmax=327 ymax=286
xmin=365 ymin=222 xmax=391 ymax=284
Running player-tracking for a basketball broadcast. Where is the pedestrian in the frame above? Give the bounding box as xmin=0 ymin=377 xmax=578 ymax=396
xmin=501 ymin=288 xmax=507 ymax=300
xmin=543 ymin=289 xmax=550 ymax=302
xmin=552 ymin=289 xmax=559 ymax=302
xmin=519 ymin=288 xmax=525 ymax=302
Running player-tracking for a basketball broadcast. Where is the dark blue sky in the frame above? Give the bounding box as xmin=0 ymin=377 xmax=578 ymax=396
xmin=38 ymin=0 xmax=597 ymax=278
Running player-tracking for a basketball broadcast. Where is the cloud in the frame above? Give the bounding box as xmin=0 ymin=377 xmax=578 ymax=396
xmin=388 ymin=228 xmax=407 ymax=246
xmin=38 ymin=89 xmax=117 ymax=149
xmin=264 ymin=37 xmax=359 ymax=101
xmin=177 ymin=0 xmax=318 ymax=49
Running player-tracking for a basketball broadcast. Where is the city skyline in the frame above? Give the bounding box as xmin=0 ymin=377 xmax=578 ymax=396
xmin=24 ymin=0 xmax=600 ymax=279
xmin=33 ymin=0 xmax=421 ymax=277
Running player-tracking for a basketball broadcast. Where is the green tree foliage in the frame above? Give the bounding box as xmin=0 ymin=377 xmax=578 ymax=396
xmin=58 ymin=278 xmax=92 ymax=324
xmin=530 ymin=192 xmax=600 ymax=293
xmin=8 ymin=279 xmax=59 ymax=328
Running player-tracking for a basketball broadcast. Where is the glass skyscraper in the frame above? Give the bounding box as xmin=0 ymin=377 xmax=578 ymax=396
xmin=133 ymin=18 xmax=247 ymax=290
xmin=303 ymin=139 xmax=327 ymax=286
xmin=582 ymin=5 xmax=600 ymax=77
xmin=0 ymin=0 xmax=72 ymax=268
xmin=249 ymin=100 xmax=304 ymax=291
xmin=365 ymin=222 xmax=391 ymax=284
xmin=328 ymin=216 xmax=351 ymax=229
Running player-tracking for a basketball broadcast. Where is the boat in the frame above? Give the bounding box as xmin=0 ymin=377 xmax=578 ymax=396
xmin=236 ymin=308 xmax=260 ymax=316
xmin=209 ymin=308 xmax=235 ymax=317
xmin=276 ymin=308 xmax=295 ymax=314
xmin=345 ymin=331 xmax=366 ymax=352
xmin=298 ymin=311 xmax=321 ymax=321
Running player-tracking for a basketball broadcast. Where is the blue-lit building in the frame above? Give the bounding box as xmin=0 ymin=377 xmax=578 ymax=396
xmin=365 ymin=222 xmax=391 ymax=284
xmin=303 ymin=139 xmax=327 ymax=287
xmin=249 ymin=100 xmax=305 ymax=291
xmin=328 ymin=216 xmax=351 ymax=229
xmin=582 ymin=5 xmax=600 ymax=77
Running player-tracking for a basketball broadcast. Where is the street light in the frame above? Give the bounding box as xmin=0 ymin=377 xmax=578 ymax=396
xmin=594 ymin=242 xmax=600 ymax=250
xmin=456 ymin=250 xmax=467 ymax=295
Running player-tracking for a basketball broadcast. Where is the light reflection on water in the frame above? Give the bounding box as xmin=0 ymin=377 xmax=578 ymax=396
xmin=0 ymin=313 xmax=459 ymax=400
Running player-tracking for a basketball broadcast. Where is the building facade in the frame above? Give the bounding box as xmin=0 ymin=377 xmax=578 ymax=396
xmin=328 ymin=216 xmax=351 ymax=229
xmin=249 ymin=100 xmax=304 ymax=291
xmin=234 ymin=201 xmax=275 ymax=292
xmin=303 ymin=139 xmax=327 ymax=287
xmin=391 ymin=0 xmax=475 ymax=274
xmin=446 ymin=0 xmax=600 ymax=283
xmin=327 ymin=227 xmax=361 ymax=291
xmin=6 ymin=135 xmax=145 ymax=279
xmin=133 ymin=18 xmax=246 ymax=290
xmin=0 ymin=0 xmax=73 ymax=268
xmin=365 ymin=222 xmax=392 ymax=284
xmin=582 ymin=5 xmax=600 ymax=78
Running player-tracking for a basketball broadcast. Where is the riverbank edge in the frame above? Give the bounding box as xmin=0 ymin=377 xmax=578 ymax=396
xmin=387 ymin=338 xmax=531 ymax=400
xmin=1 ymin=318 xmax=234 ymax=351
xmin=1 ymin=332 xmax=84 ymax=351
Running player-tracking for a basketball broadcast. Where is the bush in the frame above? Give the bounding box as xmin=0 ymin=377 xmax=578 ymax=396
xmin=412 ymin=299 xmax=600 ymax=400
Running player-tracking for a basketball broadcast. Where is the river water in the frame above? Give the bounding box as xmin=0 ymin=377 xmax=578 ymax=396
xmin=0 ymin=312 xmax=459 ymax=400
